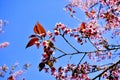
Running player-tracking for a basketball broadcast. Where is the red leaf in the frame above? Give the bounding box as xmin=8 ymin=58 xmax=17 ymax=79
xmin=39 ymin=62 xmax=45 ymax=71
xmin=80 ymin=22 xmax=85 ymax=30
xmin=34 ymin=22 xmax=46 ymax=36
xmin=26 ymin=38 xmax=39 ymax=48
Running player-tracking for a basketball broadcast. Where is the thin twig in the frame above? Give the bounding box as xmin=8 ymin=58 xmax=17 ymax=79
xmin=87 ymin=63 xmax=114 ymax=74
xmin=77 ymin=53 xmax=87 ymax=66
xmin=56 ymin=54 xmax=67 ymax=59
xmin=55 ymin=47 xmax=67 ymax=55
xmin=89 ymin=2 xmax=99 ymax=9
xmin=70 ymin=14 xmax=81 ymax=22
xmin=97 ymin=4 xmax=102 ymax=19
xmin=98 ymin=76 xmax=101 ymax=80
xmin=85 ymin=62 xmax=120 ymax=75
xmin=61 ymin=34 xmax=80 ymax=52
xmin=88 ymin=38 xmax=99 ymax=50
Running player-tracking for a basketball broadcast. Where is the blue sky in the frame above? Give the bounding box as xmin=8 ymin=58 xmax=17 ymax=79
xmin=1 ymin=0 xmax=119 ymax=80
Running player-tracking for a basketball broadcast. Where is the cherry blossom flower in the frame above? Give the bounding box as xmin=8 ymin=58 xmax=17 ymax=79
xmin=0 ymin=42 xmax=10 ymax=48
xmin=42 ymin=40 xmax=48 ymax=46
xmin=47 ymin=31 xmax=53 ymax=38
xmin=2 ymin=64 xmax=8 ymax=72
xmin=12 ymin=70 xmax=24 ymax=77
xmin=8 ymin=70 xmax=24 ymax=80
xmin=54 ymin=30 xmax=60 ymax=36
xmin=55 ymin=22 xmax=66 ymax=30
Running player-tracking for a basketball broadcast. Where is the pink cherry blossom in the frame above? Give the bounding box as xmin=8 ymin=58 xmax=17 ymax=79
xmin=0 ymin=42 xmax=10 ymax=48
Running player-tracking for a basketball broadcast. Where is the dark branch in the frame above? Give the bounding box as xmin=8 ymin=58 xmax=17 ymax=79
xmin=55 ymin=46 xmax=120 ymax=59
xmin=61 ymin=34 xmax=80 ymax=52
xmin=97 ymin=4 xmax=102 ymax=19
xmin=77 ymin=53 xmax=87 ymax=65
xmin=89 ymin=2 xmax=99 ymax=9
xmin=92 ymin=60 xmax=120 ymax=80
xmin=55 ymin=47 xmax=67 ymax=55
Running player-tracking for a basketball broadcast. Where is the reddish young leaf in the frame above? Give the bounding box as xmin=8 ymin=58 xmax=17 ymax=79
xmin=39 ymin=62 xmax=45 ymax=71
xmin=79 ymin=22 xmax=85 ymax=32
xmin=34 ymin=22 xmax=46 ymax=36
xmin=26 ymin=38 xmax=39 ymax=48
xmin=78 ymin=22 xmax=85 ymax=32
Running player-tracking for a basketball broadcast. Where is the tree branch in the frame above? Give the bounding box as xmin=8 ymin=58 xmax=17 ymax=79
xmin=61 ymin=34 xmax=80 ymax=52
xmin=92 ymin=60 xmax=120 ymax=80
xmin=89 ymin=2 xmax=99 ymax=9
xmin=55 ymin=46 xmax=120 ymax=59
xmin=88 ymin=38 xmax=99 ymax=50
xmin=55 ymin=47 xmax=67 ymax=55
xmin=77 ymin=53 xmax=87 ymax=65
xmin=97 ymin=4 xmax=102 ymax=19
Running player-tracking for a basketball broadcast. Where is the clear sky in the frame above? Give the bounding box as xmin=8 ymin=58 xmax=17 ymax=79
xmin=1 ymin=0 xmax=119 ymax=80
xmin=0 ymin=0 xmax=81 ymax=80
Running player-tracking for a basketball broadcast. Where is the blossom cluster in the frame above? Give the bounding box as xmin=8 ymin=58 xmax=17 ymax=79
xmin=25 ymin=0 xmax=120 ymax=79
xmin=32 ymin=21 xmax=119 ymax=79
xmin=67 ymin=0 xmax=120 ymax=33
xmin=0 ymin=63 xmax=31 ymax=80
xmin=43 ymin=61 xmax=120 ymax=80
xmin=8 ymin=70 xmax=24 ymax=80
xmin=102 ymin=65 xmax=120 ymax=80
